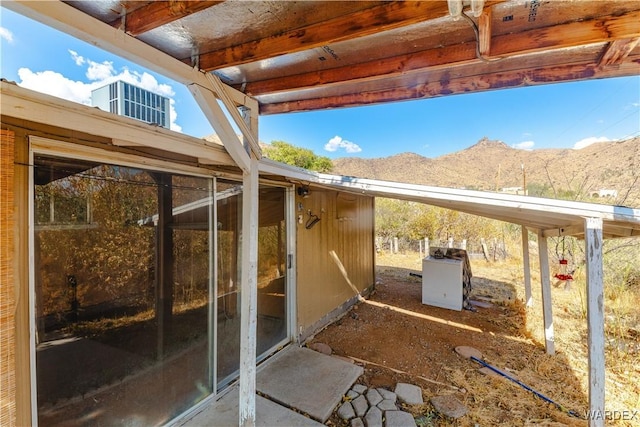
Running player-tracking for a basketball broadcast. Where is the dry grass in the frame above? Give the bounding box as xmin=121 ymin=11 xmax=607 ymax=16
xmin=368 ymin=250 xmax=639 ymax=426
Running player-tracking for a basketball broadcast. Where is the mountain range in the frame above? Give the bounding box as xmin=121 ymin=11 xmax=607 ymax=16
xmin=331 ymin=137 xmax=640 ymax=205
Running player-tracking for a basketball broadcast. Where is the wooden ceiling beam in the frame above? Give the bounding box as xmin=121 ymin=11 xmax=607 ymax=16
xmin=598 ymin=37 xmax=640 ymax=67
xmin=241 ymin=44 xmax=478 ymax=96
xmin=490 ymin=9 xmax=640 ymax=57
xmin=193 ymin=1 xmax=502 ymax=71
xmin=242 ymin=9 xmax=640 ymax=96
xmin=110 ymin=1 xmax=223 ymax=36
xmin=259 ymin=57 xmax=640 ymax=114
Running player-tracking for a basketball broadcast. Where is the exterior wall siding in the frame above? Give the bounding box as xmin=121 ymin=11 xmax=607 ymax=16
xmin=295 ymin=188 xmax=375 ymax=338
xmin=0 ymin=129 xmax=16 ymax=426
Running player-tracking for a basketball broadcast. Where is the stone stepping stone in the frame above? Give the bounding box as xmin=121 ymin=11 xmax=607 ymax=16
xmin=364 ymin=406 xmax=383 ymax=427
xmin=352 ymin=384 xmax=368 ymax=394
xmin=352 ymin=395 xmax=368 ymax=417
xmin=376 ymin=399 xmax=397 ymax=411
xmin=347 ymin=389 xmax=360 ymax=399
xmin=351 ymin=417 xmax=365 ymax=427
xmin=454 ymin=346 xmax=482 ymax=360
xmin=394 ymin=383 xmax=423 ymax=405
xmin=430 ymin=395 xmax=468 ymax=419
xmin=338 ymin=401 xmax=356 ymax=420
xmin=366 ymin=388 xmax=383 ymax=406
xmin=308 ymin=342 xmax=332 ymax=355
xmin=377 ymin=388 xmax=397 ymax=402
xmin=385 ymin=410 xmax=417 ymax=427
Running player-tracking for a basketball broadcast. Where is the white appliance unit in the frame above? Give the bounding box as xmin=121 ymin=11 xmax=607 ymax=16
xmin=421 ymin=256 xmax=463 ymax=311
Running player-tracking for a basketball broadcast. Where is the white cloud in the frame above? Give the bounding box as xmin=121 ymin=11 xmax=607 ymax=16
xmin=0 ymin=27 xmax=14 ymax=43
xmin=324 ymin=135 xmax=362 ymax=153
xmin=573 ymin=136 xmax=610 ymax=150
xmin=512 ymin=140 xmax=535 ymax=150
xmin=69 ymin=50 xmax=85 ymax=66
xmin=17 ymin=51 xmax=181 ymax=132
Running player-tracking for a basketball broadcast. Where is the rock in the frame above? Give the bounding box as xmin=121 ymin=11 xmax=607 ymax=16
xmin=384 ymin=410 xmax=417 ymax=427
xmin=308 ymin=342 xmax=332 ymax=355
xmin=351 ymin=417 xmax=365 ymax=427
xmin=430 ymin=395 xmax=468 ymax=419
xmin=394 ymin=383 xmax=423 ymax=405
xmin=352 ymin=384 xmax=368 ymax=394
xmin=347 ymin=390 xmax=360 ymax=400
xmin=338 ymin=402 xmax=356 ymax=420
xmin=364 ymin=406 xmax=383 ymax=427
xmin=377 ymin=388 xmax=397 ymax=402
xmin=352 ymin=395 xmax=369 ymax=417
xmin=454 ymin=346 xmax=482 ymax=360
xmin=366 ymin=388 xmax=383 ymax=406
xmin=376 ymin=399 xmax=397 ymax=412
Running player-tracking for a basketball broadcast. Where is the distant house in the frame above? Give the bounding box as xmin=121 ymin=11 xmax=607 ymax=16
xmin=91 ymin=81 xmax=170 ymax=128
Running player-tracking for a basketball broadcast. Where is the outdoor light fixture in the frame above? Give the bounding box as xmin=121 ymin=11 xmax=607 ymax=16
xmin=297 ymin=186 xmax=310 ymax=198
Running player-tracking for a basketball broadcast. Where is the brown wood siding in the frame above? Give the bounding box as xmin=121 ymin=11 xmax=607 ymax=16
xmin=0 ymin=129 xmax=16 ymax=426
xmin=295 ymin=188 xmax=375 ymax=332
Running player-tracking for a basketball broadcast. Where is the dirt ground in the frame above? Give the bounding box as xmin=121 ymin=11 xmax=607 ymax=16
xmin=310 ymin=254 xmax=596 ymax=426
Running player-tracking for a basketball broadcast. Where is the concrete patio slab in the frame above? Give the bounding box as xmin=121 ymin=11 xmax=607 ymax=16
xmin=180 ymin=387 xmax=323 ymax=427
xmin=256 ymin=346 xmax=364 ymax=422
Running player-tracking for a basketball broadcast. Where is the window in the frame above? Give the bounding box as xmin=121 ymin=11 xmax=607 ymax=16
xmin=33 ymin=154 xmax=214 ymax=425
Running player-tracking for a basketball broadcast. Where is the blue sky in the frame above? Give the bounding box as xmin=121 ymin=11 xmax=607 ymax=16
xmin=1 ymin=7 xmax=639 ymax=159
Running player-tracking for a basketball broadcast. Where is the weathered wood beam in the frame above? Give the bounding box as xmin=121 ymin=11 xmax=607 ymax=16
xmin=491 ymin=10 xmax=640 ymax=57
xmin=478 ymin=8 xmax=492 ymax=56
xmin=244 ymin=44 xmax=477 ymax=96
xmin=259 ymin=57 xmax=640 ymax=114
xmin=110 ymin=1 xmax=223 ymax=36
xmin=537 ymin=231 xmax=555 ymax=355
xmin=244 ymin=9 xmax=640 ymax=97
xmin=584 ymin=217 xmax=604 ymax=427
xmin=598 ymin=37 xmax=640 ymax=67
xmin=192 ymin=1 xmax=486 ymax=70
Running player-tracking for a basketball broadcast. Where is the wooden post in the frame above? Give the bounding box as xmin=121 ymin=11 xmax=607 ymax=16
xmin=424 ymin=237 xmax=430 ymax=256
xmin=585 ymin=218 xmax=604 ymax=427
xmin=448 ymin=237 xmax=454 ymax=248
xmin=461 ymin=239 xmax=467 ymax=250
xmin=239 ymin=102 xmax=259 ymax=427
xmin=522 ymin=226 xmax=533 ymax=307
xmin=537 ymin=231 xmax=555 ymax=355
xmin=393 ymin=237 xmax=398 ymax=254
xmin=419 ymin=240 xmax=423 ymax=259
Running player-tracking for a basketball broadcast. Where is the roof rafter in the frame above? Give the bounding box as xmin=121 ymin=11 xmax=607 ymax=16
xmin=259 ymin=55 xmax=640 ymax=114
xmin=242 ymin=10 xmax=640 ymax=97
xmin=110 ymin=1 xmax=223 ymax=36
xmin=192 ymin=1 xmax=502 ymax=71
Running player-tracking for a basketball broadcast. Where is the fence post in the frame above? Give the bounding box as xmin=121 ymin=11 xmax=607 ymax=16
xmin=461 ymin=239 xmax=467 ymax=250
xmin=393 ymin=237 xmax=398 ymax=254
xmin=419 ymin=240 xmax=423 ymax=259
xmin=424 ymin=238 xmax=430 ymax=256
xmin=448 ymin=237 xmax=454 ymax=248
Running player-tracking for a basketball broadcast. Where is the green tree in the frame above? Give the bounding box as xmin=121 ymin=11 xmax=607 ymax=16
xmin=264 ymin=140 xmax=333 ymax=172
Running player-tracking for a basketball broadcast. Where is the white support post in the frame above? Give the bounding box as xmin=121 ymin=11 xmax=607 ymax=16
xmin=522 ymin=226 xmax=533 ymax=307
xmin=239 ymin=158 xmax=259 ymax=427
xmin=585 ymin=218 xmax=605 ymax=427
xmin=537 ymin=231 xmax=555 ymax=355
xmin=238 ymin=105 xmax=259 ymax=427
xmin=461 ymin=239 xmax=467 ymax=250
xmin=448 ymin=237 xmax=454 ymax=248
xmin=424 ymin=238 xmax=430 ymax=256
